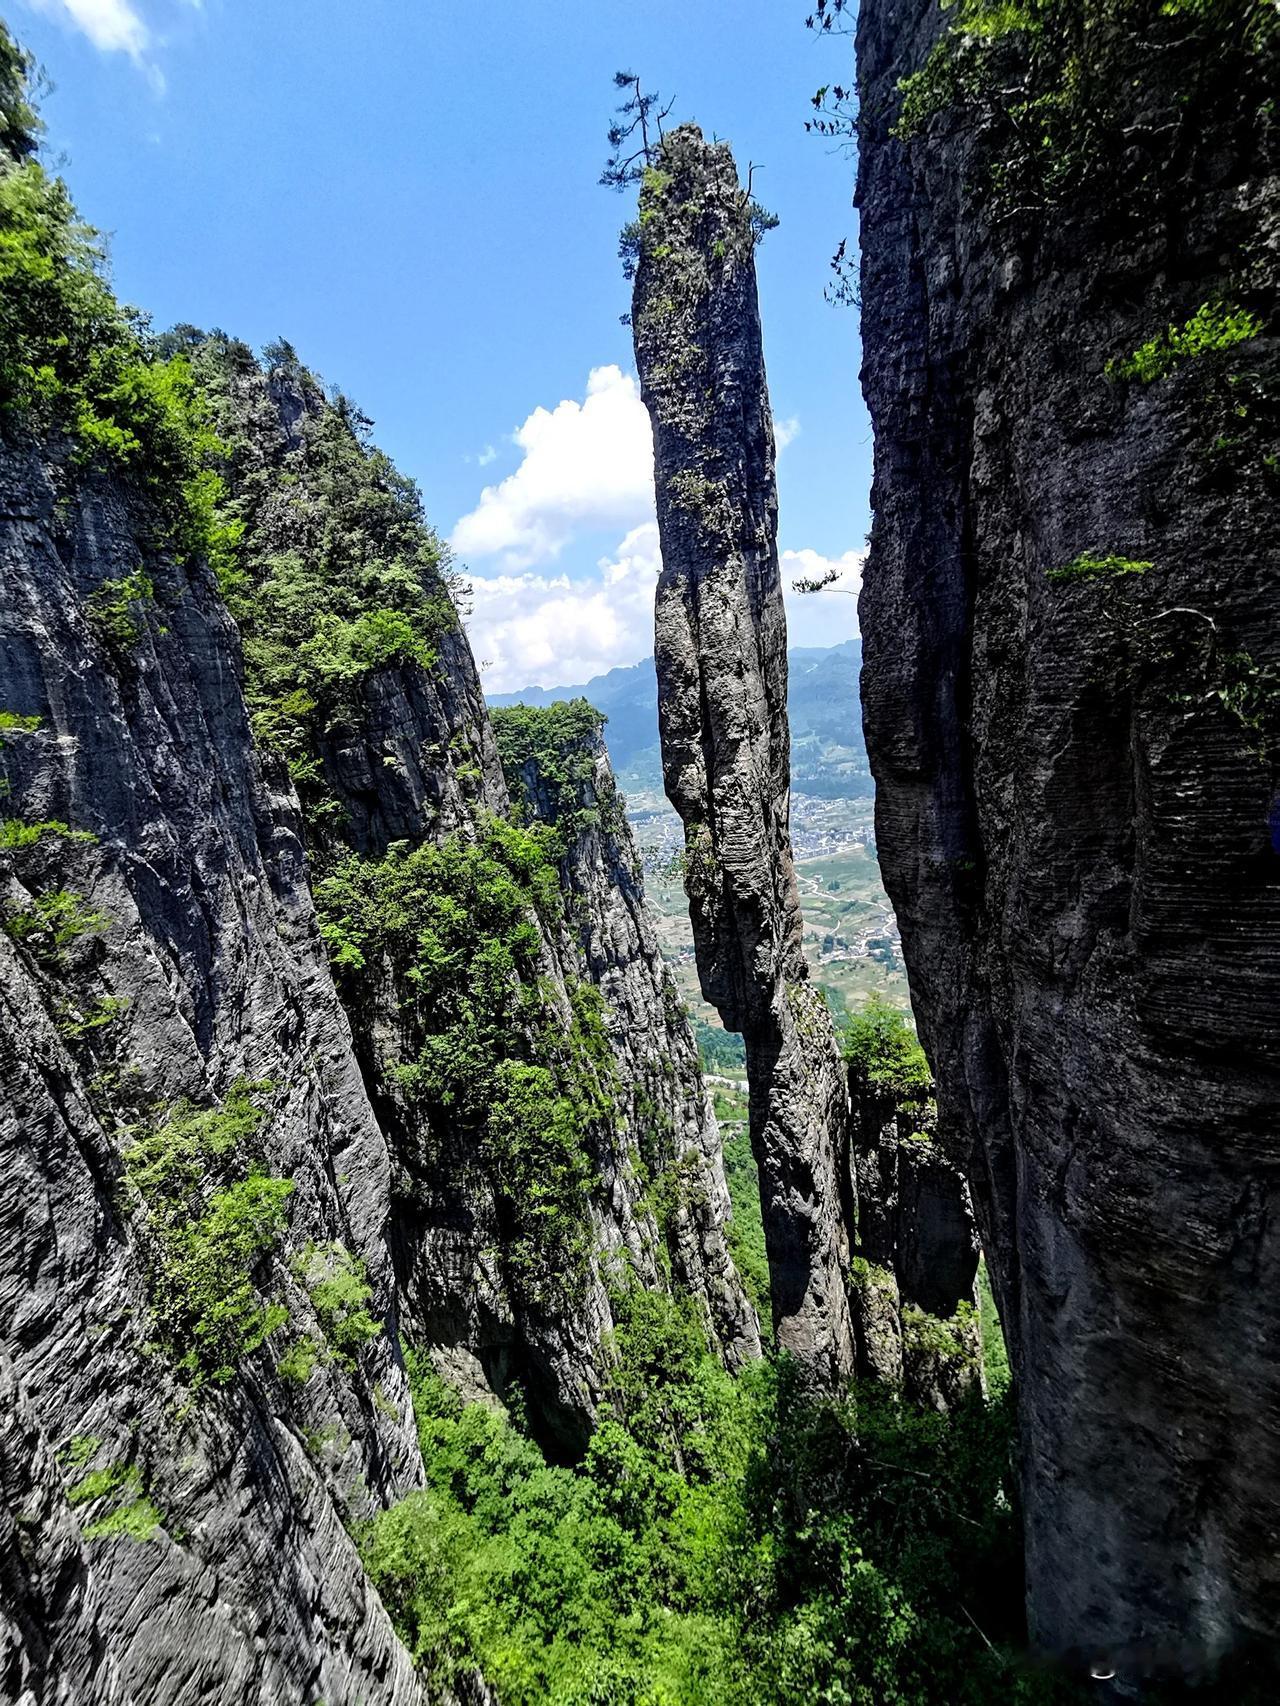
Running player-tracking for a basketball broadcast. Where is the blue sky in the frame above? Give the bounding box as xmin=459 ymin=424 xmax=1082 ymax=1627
xmin=14 ymin=0 xmax=870 ymax=688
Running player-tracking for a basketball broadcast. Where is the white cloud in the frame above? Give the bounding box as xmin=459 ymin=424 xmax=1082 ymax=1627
xmin=781 ymin=548 xmax=864 ymax=649
xmin=466 ymin=532 xmax=863 ymax=693
xmin=450 ymin=365 xmax=654 ymax=569
xmin=465 ymin=522 xmax=661 ymax=692
xmin=29 ymin=0 xmax=151 ymax=58
xmin=774 ymin=415 xmax=801 ymax=452
xmin=475 ymin=444 xmax=498 ymax=467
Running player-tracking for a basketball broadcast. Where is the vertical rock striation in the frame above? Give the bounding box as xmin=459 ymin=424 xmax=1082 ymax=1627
xmin=631 ymin=126 xmax=857 ymax=1385
xmin=856 ymin=0 xmax=1279 ymax=1684
xmin=492 ymin=698 xmax=761 ymax=1371
xmin=0 ymin=444 xmax=433 ymax=1705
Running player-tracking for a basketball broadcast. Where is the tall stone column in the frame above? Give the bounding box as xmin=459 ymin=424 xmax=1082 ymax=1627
xmin=631 ymin=125 xmax=857 ymax=1384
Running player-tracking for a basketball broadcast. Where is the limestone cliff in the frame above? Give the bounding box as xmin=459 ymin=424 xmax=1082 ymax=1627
xmin=0 ymin=337 xmax=752 ymax=1697
xmin=0 ymin=441 xmax=435 ymax=1704
xmin=630 ymin=125 xmax=858 ymax=1385
xmin=856 ymin=0 xmax=1279 ymax=1686
xmin=492 ymin=698 xmax=761 ymax=1370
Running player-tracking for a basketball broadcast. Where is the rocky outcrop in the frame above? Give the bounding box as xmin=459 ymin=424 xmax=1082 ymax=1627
xmin=856 ymin=0 xmax=1279 ymax=1686
xmin=849 ymin=1095 xmax=982 ymax=1412
xmin=492 ymin=699 xmax=761 ymax=1371
xmin=0 ymin=446 xmax=433 ymax=1704
xmin=631 ymin=126 xmax=857 ymax=1385
xmin=0 ymin=331 xmax=755 ymax=1694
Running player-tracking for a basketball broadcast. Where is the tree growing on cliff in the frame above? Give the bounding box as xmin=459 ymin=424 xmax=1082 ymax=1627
xmin=599 ymin=71 xmax=674 ymax=190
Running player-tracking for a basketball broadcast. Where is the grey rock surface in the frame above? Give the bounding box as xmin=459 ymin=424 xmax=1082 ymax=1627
xmin=495 ymin=705 xmax=761 ymax=1370
xmin=856 ymin=0 xmax=1280 ymax=1680
xmin=631 ymin=126 xmax=858 ymax=1385
xmin=0 ymin=445 xmax=431 ymax=1704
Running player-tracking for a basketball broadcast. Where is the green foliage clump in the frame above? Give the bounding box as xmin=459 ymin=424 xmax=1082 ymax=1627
xmin=85 ymin=569 xmax=157 ymax=654
xmin=362 ymin=1306 xmax=1051 ymax=1706
xmin=183 ymin=336 xmax=458 ymax=826
xmin=56 ymin=992 xmax=129 ymax=1037
xmin=1047 ymin=552 xmax=1153 ymax=584
xmin=66 ymin=1448 xmax=162 ymax=1543
xmin=1106 ymin=300 xmax=1263 ymax=383
xmin=3 ymin=888 xmax=110 ymax=962
xmin=977 ymin=1259 xmax=1012 ymax=1396
xmin=491 ymin=699 xmax=624 ymax=839
xmin=122 ymin=1081 xmax=293 ymax=1385
xmin=843 ymin=994 xmax=933 ymax=1106
xmin=277 ymin=1335 xmax=321 ymax=1385
xmin=0 ymin=816 xmax=95 ymax=848
xmin=294 ymin=1241 xmax=382 ymax=1362
xmin=0 ymin=709 xmax=41 ymax=732
xmin=0 ymin=121 xmax=233 ymax=563
xmin=314 ymin=820 xmax=611 ymax=1305
xmin=721 ymin=1125 xmax=772 ymax=1333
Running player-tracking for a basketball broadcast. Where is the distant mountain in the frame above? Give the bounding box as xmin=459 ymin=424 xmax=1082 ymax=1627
xmin=489 ymin=640 xmax=871 ymax=799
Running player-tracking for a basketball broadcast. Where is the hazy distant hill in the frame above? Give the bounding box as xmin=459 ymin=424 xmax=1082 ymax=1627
xmin=489 ymin=639 xmax=871 ymax=798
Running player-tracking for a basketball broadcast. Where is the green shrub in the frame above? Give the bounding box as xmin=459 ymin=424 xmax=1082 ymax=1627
xmin=56 ymin=992 xmax=129 ymax=1037
xmin=277 ymin=1334 xmax=321 ymax=1385
xmin=314 ymin=819 xmax=612 ymax=1305
xmin=361 ymin=1315 xmax=1048 ymax=1706
xmin=294 ymin=1241 xmax=382 ymax=1361
xmin=67 ymin=1454 xmax=162 ymax=1542
xmin=85 ymin=569 xmax=157 ymax=653
xmin=0 ymin=816 xmax=95 ymax=848
xmin=843 ymin=995 xmax=933 ymax=1105
xmin=889 ymin=0 xmax=1278 ymax=229
xmin=3 ymin=888 xmax=111 ymax=960
xmin=1107 ymin=300 xmax=1263 ymax=383
xmin=1047 ymin=552 xmax=1152 ymax=584
xmin=491 ymin=699 xmax=624 ymax=839
xmin=122 ymin=1081 xmax=293 ymax=1385
xmin=0 ymin=709 xmax=41 ymax=732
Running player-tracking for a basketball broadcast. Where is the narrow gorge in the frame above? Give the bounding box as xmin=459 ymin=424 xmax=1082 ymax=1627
xmin=1 ymin=3 xmax=1275 ymax=1701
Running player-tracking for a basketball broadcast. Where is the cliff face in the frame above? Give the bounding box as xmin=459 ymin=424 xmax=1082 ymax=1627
xmin=0 ymin=446 xmax=432 ymax=1704
xmin=0 ymin=327 xmax=752 ymax=1693
xmin=856 ymin=0 xmax=1279 ymax=1683
xmin=492 ymin=699 xmax=761 ymax=1371
xmin=630 ymin=127 xmax=858 ymax=1385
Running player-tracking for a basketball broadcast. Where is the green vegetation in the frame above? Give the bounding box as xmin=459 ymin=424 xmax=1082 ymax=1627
xmin=85 ymin=569 xmax=158 ymax=654
xmin=977 ymin=1260 xmax=1012 ymax=1397
xmin=888 ymin=0 xmax=1278 ymax=226
xmin=56 ymin=992 xmax=129 ymax=1037
xmin=1106 ymin=300 xmax=1263 ymax=383
xmin=0 ymin=709 xmax=41 ymax=732
xmin=0 ymin=816 xmax=96 ymax=848
xmin=66 ymin=1446 xmax=163 ymax=1542
xmin=121 ymin=1081 xmax=293 ymax=1385
xmin=294 ymin=1241 xmax=382 ymax=1363
xmin=843 ymin=993 xmax=932 ymax=1106
xmin=3 ymin=888 xmax=111 ymax=961
xmin=277 ymin=1335 xmax=322 ymax=1385
xmin=720 ymin=1123 xmax=771 ymax=1333
xmin=2 ymin=34 xmax=456 ymax=841
xmin=1047 ymin=553 xmax=1153 ymax=585
xmin=492 ymin=699 xmax=625 ymax=839
xmin=314 ymin=820 xmax=614 ymax=1306
xmin=182 ymin=333 xmax=458 ymax=834
xmin=363 ymin=1305 xmax=1053 ymax=1705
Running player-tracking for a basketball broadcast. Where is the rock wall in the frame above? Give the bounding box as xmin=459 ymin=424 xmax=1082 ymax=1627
xmin=492 ymin=700 xmax=761 ymax=1371
xmin=0 ymin=444 xmax=434 ymax=1704
xmin=0 ymin=340 xmax=755 ymax=1693
xmin=856 ymin=0 xmax=1279 ymax=1685
xmin=630 ymin=125 xmax=858 ymax=1386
